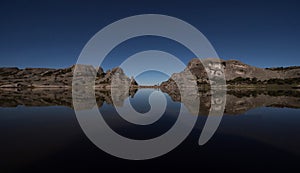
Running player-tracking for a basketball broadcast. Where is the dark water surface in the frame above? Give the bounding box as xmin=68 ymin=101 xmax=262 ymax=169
xmin=1 ymin=89 xmax=300 ymax=172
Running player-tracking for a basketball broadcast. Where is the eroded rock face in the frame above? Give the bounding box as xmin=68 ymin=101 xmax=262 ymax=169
xmin=161 ymin=58 xmax=300 ymax=91
xmin=161 ymin=58 xmax=222 ymax=92
xmin=208 ymin=58 xmax=300 ymax=80
xmin=0 ymin=65 xmax=138 ymax=88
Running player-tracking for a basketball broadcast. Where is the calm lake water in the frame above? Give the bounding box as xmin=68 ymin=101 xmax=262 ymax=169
xmin=1 ymin=88 xmax=300 ymax=172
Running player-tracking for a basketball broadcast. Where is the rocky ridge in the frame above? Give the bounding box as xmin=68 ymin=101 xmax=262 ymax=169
xmin=0 ymin=65 xmax=138 ymax=89
xmin=161 ymin=58 xmax=300 ymax=91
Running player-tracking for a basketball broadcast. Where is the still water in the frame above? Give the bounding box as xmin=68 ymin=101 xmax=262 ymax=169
xmin=1 ymin=88 xmax=300 ymax=172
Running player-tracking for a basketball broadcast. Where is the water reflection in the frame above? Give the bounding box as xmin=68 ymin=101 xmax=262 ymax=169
xmin=0 ymin=88 xmax=137 ymax=109
xmin=1 ymin=88 xmax=299 ymax=115
xmin=163 ymin=89 xmax=300 ymax=115
xmin=1 ymin=88 xmax=300 ymax=171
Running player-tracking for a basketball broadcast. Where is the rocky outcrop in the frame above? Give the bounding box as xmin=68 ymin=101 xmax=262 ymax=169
xmin=161 ymin=58 xmax=300 ymax=91
xmin=223 ymin=59 xmax=300 ymax=80
xmin=0 ymin=65 xmax=138 ymax=89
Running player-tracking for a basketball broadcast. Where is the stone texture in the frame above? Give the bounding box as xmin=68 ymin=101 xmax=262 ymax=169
xmin=0 ymin=65 xmax=138 ymax=88
xmin=161 ymin=58 xmax=300 ymax=91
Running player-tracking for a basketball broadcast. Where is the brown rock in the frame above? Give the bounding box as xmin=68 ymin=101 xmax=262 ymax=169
xmin=161 ymin=58 xmax=300 ymax=92
xmin=0 ymin=65 xmax=137 ymax=88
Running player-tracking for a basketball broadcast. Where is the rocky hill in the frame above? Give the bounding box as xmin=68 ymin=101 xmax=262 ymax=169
xmin=1 ymin=59 xmax=299 ymax=90
xmin=0 ymin=65 xmax=138 ymax=89
xmin=161 ymin=58 xmax=300 ymax=91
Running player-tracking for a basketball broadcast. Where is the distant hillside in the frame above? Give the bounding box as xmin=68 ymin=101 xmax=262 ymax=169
xmin=266 ymin=66 xmax=300 ymax=71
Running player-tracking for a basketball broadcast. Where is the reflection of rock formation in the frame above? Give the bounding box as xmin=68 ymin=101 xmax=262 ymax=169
xmin=160 ymin=58 xmax=300 ymax=115
xmin=225 ymin=90 xmax=300 ymax=114
xmin=162 ymin=89 xmax=300 ymax=115
xmin=1 ymin=88 xmax=300 ymax=115
xmin=0 ymin=88 xmax=137 ymax=110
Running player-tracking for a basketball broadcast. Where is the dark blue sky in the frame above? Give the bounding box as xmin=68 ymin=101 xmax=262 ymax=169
xmin=0 ymin=0 xmax=299 ymax=72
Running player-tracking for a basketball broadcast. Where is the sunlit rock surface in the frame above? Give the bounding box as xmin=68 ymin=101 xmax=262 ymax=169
xmin=161 ymin=58 xmax=300 ymax=91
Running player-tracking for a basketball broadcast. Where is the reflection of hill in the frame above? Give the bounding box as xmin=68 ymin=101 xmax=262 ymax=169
xmin=162 ymin=89 xmax=300 ymax=115
xmin=1 ymin=88 xmax=300 ymax=115
xmin=0 ymin=88 xmax=137 ymax=109
xmin=225 ymin=90 xmax=300 ymax=114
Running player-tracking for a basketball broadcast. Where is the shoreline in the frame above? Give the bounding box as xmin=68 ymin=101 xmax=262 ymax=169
xmin=0 ymin=84 xmax=299 ymax=91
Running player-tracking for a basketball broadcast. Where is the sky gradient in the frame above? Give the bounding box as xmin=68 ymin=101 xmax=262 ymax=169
xmin=0 ymin=0 xmax=300 ymax=84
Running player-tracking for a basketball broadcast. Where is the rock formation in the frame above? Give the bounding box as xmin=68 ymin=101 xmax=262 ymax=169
xmin=0 ymin=65 xmax=138 ymax=89
xmin=161 ymin=58 xmax=300 ymax=91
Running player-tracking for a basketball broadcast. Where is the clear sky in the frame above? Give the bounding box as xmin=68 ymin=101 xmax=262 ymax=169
xmin=0 ymin=0 xmax=299 ymax=84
